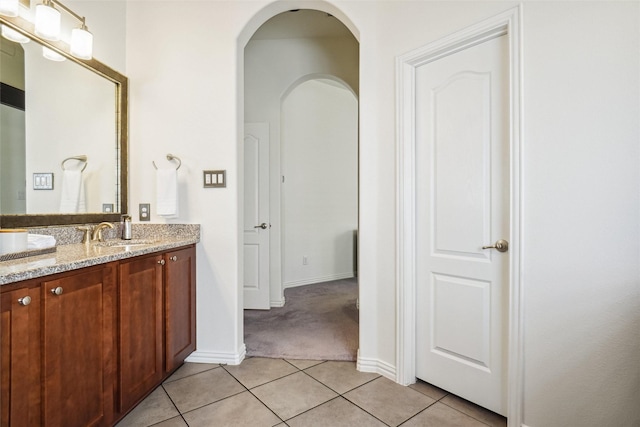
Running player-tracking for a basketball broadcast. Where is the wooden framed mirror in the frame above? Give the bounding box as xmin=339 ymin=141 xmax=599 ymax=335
xmin=0 ymin=12 xmax=127 ymax=228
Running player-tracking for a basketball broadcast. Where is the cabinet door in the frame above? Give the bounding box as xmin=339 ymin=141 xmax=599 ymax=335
xmin=118 ymin=254 xmax=164 ymax=412
xmin=42 ymin=265 xmax=116 ymax=427
xmin=164 ymin=246 xmax=196 ymax=372
xmin=1 ymin=286 xmax=41 ymax=427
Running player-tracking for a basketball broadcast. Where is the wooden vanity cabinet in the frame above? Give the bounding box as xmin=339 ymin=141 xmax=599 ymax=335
xmin=41 ymin=264 xmax=117 ymax=427
xmin=1 ymin=244 xmax=196 ymax=426
xmin=118 ymin=253 xmax=164 ymax=412
xmin=164 ymin=246 xmax=196 ymax=373
xmin=0 ymin=283 xmax=41 ymax=427
xmin=117 ymin=245 xmax=196 ymax=416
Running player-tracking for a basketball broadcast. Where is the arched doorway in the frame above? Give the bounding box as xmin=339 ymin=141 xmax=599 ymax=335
xmin=240 ymin=6 xmax=360 ymax=361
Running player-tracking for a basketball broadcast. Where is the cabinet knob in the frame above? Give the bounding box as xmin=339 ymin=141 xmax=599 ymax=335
xmin=170 ymin=256 xmax=178 ymax=262
xmin=158 ymin=259 xmax=166 ymax=265
xmin=18 ymin=296 xmax=32 ymax=306
xmin=50 ymin=287 xmax=63 ymax=296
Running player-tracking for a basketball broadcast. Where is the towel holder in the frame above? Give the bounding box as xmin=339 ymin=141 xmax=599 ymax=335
xmin=61 ymin=155 xmax=88 ymax=172
xmin=153 ymin=154 xmax=182 ymax=170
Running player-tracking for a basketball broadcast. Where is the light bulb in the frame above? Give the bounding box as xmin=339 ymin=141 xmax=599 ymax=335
xmin=0 ymin=0 xmax=19 ymax=17
xmin=70 ymin=26 xmax=92 ymax=60
xmin=43 ymin=46 xmax=65 ymax=61
xmin=35 ymin=2 xmax=61 ymax=41
xmin=1 ymin=25 xmax=29 ymax=43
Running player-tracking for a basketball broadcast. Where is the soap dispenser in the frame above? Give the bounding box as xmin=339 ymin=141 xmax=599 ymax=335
xmin=121 ymin=215 xmax=132 ymax=240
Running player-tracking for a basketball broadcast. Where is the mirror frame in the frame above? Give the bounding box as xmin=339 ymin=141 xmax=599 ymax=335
xmin=0 ymin=13 xmax=128 ymax=228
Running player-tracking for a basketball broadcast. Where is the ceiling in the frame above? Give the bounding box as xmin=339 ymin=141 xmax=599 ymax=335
xmin=251 ymin=9 xmax=353 ymax=40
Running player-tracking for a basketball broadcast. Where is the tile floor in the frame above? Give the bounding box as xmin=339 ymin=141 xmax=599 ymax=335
xmin=116 ymin=357 xmax=507 ymax=427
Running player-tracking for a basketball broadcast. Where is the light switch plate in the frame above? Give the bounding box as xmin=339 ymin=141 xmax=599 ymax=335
xmin=203 ymin=170 xmax=226 ymax=188
xmin=139 ymin=203 xmax=150 ymax=221
xmin=33 ymin=173 xmax=54 ymax=190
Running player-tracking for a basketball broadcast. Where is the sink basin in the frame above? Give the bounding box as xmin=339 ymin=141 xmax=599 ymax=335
xmin=95 ymin=239 xmax=157 ymax=247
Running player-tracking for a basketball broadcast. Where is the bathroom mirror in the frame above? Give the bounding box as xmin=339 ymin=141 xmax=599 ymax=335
xmin=0 ymin=13 xmax=128 ymax=228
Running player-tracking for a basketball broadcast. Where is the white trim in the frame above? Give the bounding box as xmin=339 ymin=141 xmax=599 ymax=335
xmin=185 ymin=345 xmax=246 ymax=365
xmin=270 ymin=297 xmax=286 ymax=308
xmin=396 ymin=6 xmax=524 ymax=427
xmin=357 ymin=353 xmax=396 ymax=381
xmin=283 ymin=272 xmax=356 ymax=289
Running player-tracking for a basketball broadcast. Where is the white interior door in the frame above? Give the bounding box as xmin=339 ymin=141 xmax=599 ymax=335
xmin=243 ymin=123 xmax=270 ymax=309
xmin=415 ymin=35 xmax=509 ymax=415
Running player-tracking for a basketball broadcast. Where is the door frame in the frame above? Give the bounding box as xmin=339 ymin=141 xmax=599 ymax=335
xmin=395 ymin=6 xmax=523 ymax=426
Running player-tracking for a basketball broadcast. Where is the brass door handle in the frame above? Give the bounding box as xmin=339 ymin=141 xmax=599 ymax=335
xmin=482 ymin=239 xmax=509 ymax=253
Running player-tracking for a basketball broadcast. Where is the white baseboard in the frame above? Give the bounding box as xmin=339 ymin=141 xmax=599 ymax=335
xmin=357 ymin=351 xmax=396 ymax=381
xmin=270 ymin=297 xmax=285 ymax=307
xmin=185 ymin=345 xmax=246 ymax=365
xmin=284 ymin=272 xmax=356 ymax=289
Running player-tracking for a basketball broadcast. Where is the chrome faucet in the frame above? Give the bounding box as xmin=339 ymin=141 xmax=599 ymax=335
xmin=91 ymin=222 xmax=114 ymax=242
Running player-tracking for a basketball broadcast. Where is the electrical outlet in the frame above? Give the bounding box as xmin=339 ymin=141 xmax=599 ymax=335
xmin=303 ymin=256 xmax=308 ymax=265
xmin=139 ymin=203 xmax=150 ymax=221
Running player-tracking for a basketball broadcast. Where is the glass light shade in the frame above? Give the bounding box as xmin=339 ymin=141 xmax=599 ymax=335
xmin=43 ymin=46 xmax=65 ymax=61
xmin=35 ymin=3 xmax=60 ymax=41
xmin=1 ymin=25 xmax=29 ymax=43
xmin=70 ymin=27 xmax=92 ymax=60
xmin=0 ymin=0 xmax=19 ymax=17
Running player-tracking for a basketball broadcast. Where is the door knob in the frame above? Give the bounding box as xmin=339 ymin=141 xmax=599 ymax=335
xmin=50 ymin=287 xmax=63 ymax=296
xmin=482 ymin=239 xmax=509 ymax=253
xmin=18 ymin=296 xmax=32 ymax=306
xmin=254 ymin=223 xmax=268 ymax=230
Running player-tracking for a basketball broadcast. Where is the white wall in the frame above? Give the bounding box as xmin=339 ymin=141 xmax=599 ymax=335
xmin=245 ymin=34 xmax=358 ymax=304
xmin=281 ymin=79 xmax=358 ymax=287
xmin=124 ymin=1 xmax=640 ymax=425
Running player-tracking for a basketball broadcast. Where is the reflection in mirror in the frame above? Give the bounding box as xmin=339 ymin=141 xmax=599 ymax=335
xmin=1 ymin=36 xmax=116 ymax=215
xmin=0 ymin=12 xmax=128 ymax=228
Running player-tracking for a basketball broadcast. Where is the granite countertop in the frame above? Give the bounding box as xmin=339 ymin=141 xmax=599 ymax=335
xmin=0 ymin=224 xmax=200 ymax=286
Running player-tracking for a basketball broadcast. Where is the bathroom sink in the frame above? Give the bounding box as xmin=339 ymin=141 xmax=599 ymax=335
xmin=95 ymin=239 xmax=157 ymax=247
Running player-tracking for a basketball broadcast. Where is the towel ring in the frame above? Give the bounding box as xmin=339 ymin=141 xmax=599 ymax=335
xmin=61 ymin=155 xmax=88 ymax=172
xmin=152 ymin=154 xmax=182 ymax=170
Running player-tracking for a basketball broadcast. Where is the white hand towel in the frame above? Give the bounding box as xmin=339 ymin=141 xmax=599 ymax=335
xmin=156 ymin=167 xmax=178 ymax=217
xmin=27 ymin=234 xmax=56 ymax=250
xmin=59 ymin=170 xmax=86 ymax=213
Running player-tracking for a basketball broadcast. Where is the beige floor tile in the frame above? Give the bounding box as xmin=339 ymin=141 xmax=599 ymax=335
xmin=163 ymin=368 xmax=245 ymax=413
xmin=287 ymin=397 xmax=387 ymax=427
xmin=223 ymin=357 xmax=298 ymax=389
xmin=402 ymin=402 xmax=488 ymax=427
xmin=151 ymin=416 xmax=188 ymax=427
xmin=286 ymin=359 xmax=325 ymax=370
xmin=343 ymin=377 xmax=435 ymax=426
xmin=441 ymin=395 xmax=507 ymax=427
xmin=409 ymin=380 xmax=448 ymax=401
xmin=182 ymin=391 xmax=281 ymax=427
xmin=115 ymin=387 xmax=179 ymax=427
xmin=251 ymin=371 xmax=338 ymax=420
xmin=304 ymin=361 xmax=380 ymax=394
xmin=164 ymin=362 xmax=220 ymax=384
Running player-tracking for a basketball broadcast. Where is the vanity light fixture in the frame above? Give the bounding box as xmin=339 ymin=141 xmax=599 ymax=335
xmin=35 ymin=0 xmax=93 ymax=60
xmin=1 ymin=24 xmax=29 ymax=43
xmin=70 ymin=20 xmax=92 ymax=59
xmin=35 ymin=0 xmax=60 ymax=40
xmin=0 ymin=0 xmax=19 ymax=17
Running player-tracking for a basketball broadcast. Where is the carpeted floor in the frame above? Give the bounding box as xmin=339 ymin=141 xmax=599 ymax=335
xmin=244 ymin=278 xmax=359 ymax=361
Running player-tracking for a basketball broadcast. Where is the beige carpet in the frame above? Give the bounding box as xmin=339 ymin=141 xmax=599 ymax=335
xmin=244 ymin=278 xmax=358 ymax=361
